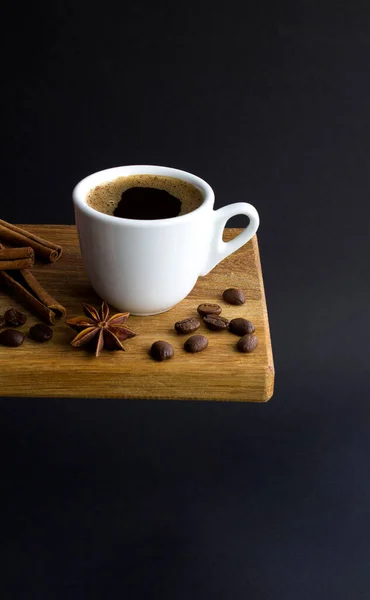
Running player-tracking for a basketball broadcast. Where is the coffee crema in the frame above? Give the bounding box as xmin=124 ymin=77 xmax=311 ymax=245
xmin=86 ymin=174 xmax=204 ymax=220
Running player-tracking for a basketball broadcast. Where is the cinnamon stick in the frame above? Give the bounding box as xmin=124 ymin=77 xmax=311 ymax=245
xmin=0 ymin=220 xmax=62 ymax=262
xmin=0 ymin=246 xmax=35 ymax=270
xmin=0 ymin=268 xmax=66 ymax=324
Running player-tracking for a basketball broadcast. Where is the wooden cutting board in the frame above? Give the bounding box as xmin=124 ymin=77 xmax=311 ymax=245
xmin=0 ymin=226 xmax=274 ymax=401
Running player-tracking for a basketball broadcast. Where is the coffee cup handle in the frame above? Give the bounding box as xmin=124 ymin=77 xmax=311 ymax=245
xmin=200 ymin=202 xmax=260 ymax=276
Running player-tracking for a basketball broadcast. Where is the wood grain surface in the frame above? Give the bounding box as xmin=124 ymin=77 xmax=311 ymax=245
xmin=0 ymin=226 xmax=274 ymax=401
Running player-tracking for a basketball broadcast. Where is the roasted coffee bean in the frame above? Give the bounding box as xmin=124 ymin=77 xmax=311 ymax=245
xmin=0 ymin=315 xmax=5 ymax=328
xmin=203 ymin=315 xmax=229 ymax=331
xmin=4 ymin=308 xmax=27 ymax=327
xmin=197 ymin=303 xmax=222 ymax=317
xmin=184 ymin=334 xmax=208 ymax=353
xmin=29 ymin=323 xmax=53 ymax=343
xmin=0 ymin=329 xmax=25 ymax=347
xmin=222 ymin=288 xmax=246 ymax=305
xmin=229 ymin=318 xmax=255 ymax=336
xmin=174 ymin=317 xmax=201 ymax=334
xmin=151 ymin=340 xmax=174 ymax=361
xmin=237 ymin=333 xmax=258 ymax=353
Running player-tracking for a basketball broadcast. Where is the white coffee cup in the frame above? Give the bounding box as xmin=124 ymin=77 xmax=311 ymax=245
xmin=72 ymin=165 xmax=259 ymax=315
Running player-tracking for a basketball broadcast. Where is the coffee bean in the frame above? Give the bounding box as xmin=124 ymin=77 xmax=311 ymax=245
xmin=0 ymin=315 xmax=5 ymax=328
xmin=229 ymin=318 xmax=255 ymax=336
xmin=151 ymin=340 xmax=174 ymax=361
xmin=175 ymin=317 xmax=201 ymax=334
xmin=237 ymin=334 xmax=258 ymax=353
xmin=203 ymin=315 xmax=229 ymax=331
xmin=184 ymin=334 xmax=208 ymax=353
xmin=222 ymin=288 xmax=246 ymax=305
xmin=197 ymin=303 xmax=222 ymax=317
xmin=0 ymin=329 xmax=25 ymax=347
xmin=4 ymin=308 xmax=27 ymax=327
xmin=29 ymin=323 xmax=53 ymax=343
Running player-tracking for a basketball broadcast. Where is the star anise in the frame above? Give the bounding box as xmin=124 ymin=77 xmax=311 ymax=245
xmin=66 ymin=300 xmax=136 ymax=357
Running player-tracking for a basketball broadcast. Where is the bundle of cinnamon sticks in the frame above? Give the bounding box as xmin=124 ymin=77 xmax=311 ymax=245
xmin=0 ymin=220 xmax=66 ymax=325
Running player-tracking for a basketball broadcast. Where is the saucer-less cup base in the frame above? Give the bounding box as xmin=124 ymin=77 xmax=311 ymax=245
xmin=72 ymin=165 xmax=260 ymax=315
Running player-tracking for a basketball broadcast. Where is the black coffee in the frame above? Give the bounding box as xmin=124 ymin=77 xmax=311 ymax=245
xmin=113 ymin=187 xmax=181 ymax=220
xmin=87 ymin=174 xmax=204 ymax=220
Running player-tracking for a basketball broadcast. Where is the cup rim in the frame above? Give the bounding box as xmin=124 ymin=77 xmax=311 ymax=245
xmin=72 ymin=165 xmax=214 ymax=226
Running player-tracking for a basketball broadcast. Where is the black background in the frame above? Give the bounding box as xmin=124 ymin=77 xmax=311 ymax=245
xmin=1 ymin=1 xmax=370 ymax=598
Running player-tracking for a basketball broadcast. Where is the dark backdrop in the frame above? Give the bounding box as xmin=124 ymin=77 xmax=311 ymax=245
xmin=1 ymin=2 xmax=369 ymax=599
